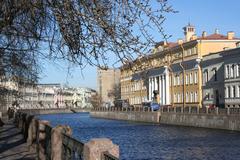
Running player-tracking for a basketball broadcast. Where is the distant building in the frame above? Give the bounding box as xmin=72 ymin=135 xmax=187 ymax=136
xmin=54 ymin=87 xmax=95 ymax=109
xmin=72 ymin=88 xmax=95 ymax=108
xmin=97 ymin=68 xmax=120 ymax=105
xmin=202 ymin=52 xmax=225 ymax=108
xmin=202 ymin=47 xmax=240 ymax=108
xmin=19 ymin=83 xmax=61 ymax=109
xmin=223 ymin=48 xmax=240 ymax=107
xmin=0 ymin=77 xmax=19 ymax=111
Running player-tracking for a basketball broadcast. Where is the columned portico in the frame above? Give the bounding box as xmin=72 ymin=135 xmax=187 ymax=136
xmin=148 ymin=66 xmax=170 ymax=105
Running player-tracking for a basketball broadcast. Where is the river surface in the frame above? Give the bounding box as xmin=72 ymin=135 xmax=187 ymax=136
xmin=39 ymin=113 xmax=240 ymax=160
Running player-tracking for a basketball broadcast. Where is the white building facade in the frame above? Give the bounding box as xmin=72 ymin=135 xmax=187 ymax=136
xmin=223 ymin=48 xmax=240 ymax=107
xmin=202 ymin=47 xmax=240 ymax=108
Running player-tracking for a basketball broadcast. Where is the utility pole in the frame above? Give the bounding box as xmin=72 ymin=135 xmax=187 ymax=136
xmin=180 ymin=44 xmax=186 ymax=108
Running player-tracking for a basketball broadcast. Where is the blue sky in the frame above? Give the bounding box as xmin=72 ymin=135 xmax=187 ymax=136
xmin=39 ymin=0 xmax=240 ymax=89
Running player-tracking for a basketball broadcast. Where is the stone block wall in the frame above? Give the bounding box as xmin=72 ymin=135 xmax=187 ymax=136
xmin=90 ymin=111 xmax=161 ymax=123
xmin=160 ymin=113 xmax=240 ymax=131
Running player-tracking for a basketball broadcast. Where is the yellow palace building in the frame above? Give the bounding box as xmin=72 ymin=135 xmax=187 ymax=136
xmin=120 ymin=24 xmax=240 ymax=108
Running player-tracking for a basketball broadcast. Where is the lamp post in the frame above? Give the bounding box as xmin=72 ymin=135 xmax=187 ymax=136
xmin=180 ymin=44 xmax=186 ymax=108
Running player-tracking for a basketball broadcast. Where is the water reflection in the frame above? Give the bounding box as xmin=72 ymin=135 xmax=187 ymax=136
xmin=39 ymin=113 xmax=240 ymax=160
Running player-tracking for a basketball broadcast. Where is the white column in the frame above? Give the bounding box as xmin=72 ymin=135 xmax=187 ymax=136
xmin=236 ymin=65 xmax=239 ymax=77
xmin=154 ymin=76 xmax=158 ymax=91
xmin=162 ymin=75 xmax=165 ymax=105
xmin=151 ymin=78 xmax=154 ymax=100
xmin=165 ymin=68 xmax=170 ymax=105
xmin=161 ymin=75 xmax=163 ymax=105
xmin=159 ymin=76 xmax=161 ymax=104
xmin=148 ymin=78 xmax=151 ymax=101
xmin=225 ymin=87 xmax=228 ymax=98
xmin=236 ymin=86 xmax=239 ymax=97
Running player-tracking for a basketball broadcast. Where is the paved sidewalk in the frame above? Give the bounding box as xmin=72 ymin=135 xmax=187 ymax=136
xmin=0 ymin=119 xmax=36 ymax=160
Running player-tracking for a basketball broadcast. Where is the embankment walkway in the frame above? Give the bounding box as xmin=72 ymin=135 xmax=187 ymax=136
xmin=0 ymin=119 xmax=36 ymax=160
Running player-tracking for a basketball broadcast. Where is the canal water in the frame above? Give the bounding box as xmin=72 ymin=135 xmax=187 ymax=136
xmin=39 ymin=113 xmax=240 ymax=160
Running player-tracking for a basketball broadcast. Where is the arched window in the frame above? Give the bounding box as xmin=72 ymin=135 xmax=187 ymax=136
xmin=230 ymin=64 xmax=235 ymax=78
xmin=212 ymin=68 xmax=217 ymax=81
xmin=194 ymin=72 xmax=198 ymax=84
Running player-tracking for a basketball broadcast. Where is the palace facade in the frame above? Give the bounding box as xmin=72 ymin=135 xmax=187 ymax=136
xmin=120 ymin=24 xmax=240 ymax=107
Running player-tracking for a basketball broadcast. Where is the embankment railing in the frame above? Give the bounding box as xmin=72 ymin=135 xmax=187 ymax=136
xmin=14 ymin=111 xmax=119 ymax=160
xmin=92 ymin=105 xmax=240 ymax=116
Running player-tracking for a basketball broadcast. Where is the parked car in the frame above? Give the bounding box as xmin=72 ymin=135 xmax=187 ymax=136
xmin=142 ymin=102 xmax=160 ymax=111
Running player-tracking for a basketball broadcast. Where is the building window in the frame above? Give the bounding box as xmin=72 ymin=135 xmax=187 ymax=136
xmin=186 ymin=74 xmax=188 ymax=85
xmin=195 ymin=92 xmax=198 ymax=102
xmin=177 ymin=93 xmax=181 ymax=103
xmin=189 ymin=73 xmax=193 ymax=84
xmin=225 ymin=65 xmax=229 ymax=79
xmin=194 ymin=72 xmax=198 ymax=84
xmin=205 ymin=93 xmax=209 ymax=100
xmin=187 ymin=49 xmax=191 ymax=56
xmin=203 ymin=70 xmax=208 ymax=83
xmin=174 ymin=76 xmax=177 ymax=86
xmin=212 ymin=68 xmax=217 ymax=81
xmin=186 ymin=92 xmax=189 ymax=102
xmin=233 ymin=86 xmax=236 ymax=98
xmin=190 ymin=92 xmax=193 ymax=102
xmin=230 ymin=64 xmax=234 ymax=78
xmin=177 ymin=75 xmax=180 ymax=85
xmin=191 ymin=48 xmax=195 ymax=55
xmin=228 ymin=86 xmax=231 ymax=98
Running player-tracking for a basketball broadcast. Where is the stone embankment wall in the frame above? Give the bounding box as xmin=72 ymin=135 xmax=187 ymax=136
xmin=160 ymin=113 xmax=240 ymax=131
xmin=19 ymin=108 xmax=91 ymax=115
xmin=91 ymin=107 xmax=240 ymax=131
xmin=90 ymin=111 xmax=161 ymax=123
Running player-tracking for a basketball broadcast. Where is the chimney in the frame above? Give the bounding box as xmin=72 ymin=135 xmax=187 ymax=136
xmin=215 ymin=29 xmax=219 ymax=34
xmin=227 ymin=31 xmax=235 ymax=40
xmin=177 ymin=39 xmax=183 ymax=45
xmin=202 ymin=31 xmax=207 ymax=38
xmin=191 ymin=34 xmax=197 ymax=40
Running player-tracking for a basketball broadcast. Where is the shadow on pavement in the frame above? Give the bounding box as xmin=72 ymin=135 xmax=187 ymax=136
xmin=0 ymin=138 xmax=25 ymax=153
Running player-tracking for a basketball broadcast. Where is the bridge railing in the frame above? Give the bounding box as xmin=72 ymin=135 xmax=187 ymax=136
xmin=161 ymin=106 xmax=240 ymax=116
xmin=14 ymin=111 xmax=119 ymax=160
xmin=92 ymin=105 xmax=240 ymax=116
xmin=62 ymin=133 xmax=84 ymax=160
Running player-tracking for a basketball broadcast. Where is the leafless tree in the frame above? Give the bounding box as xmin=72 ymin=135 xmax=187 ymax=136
xmin=0 ymin=0 xmax=176 ymax=109
xmin=1 ymin=0 xmax=176 ymax=70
